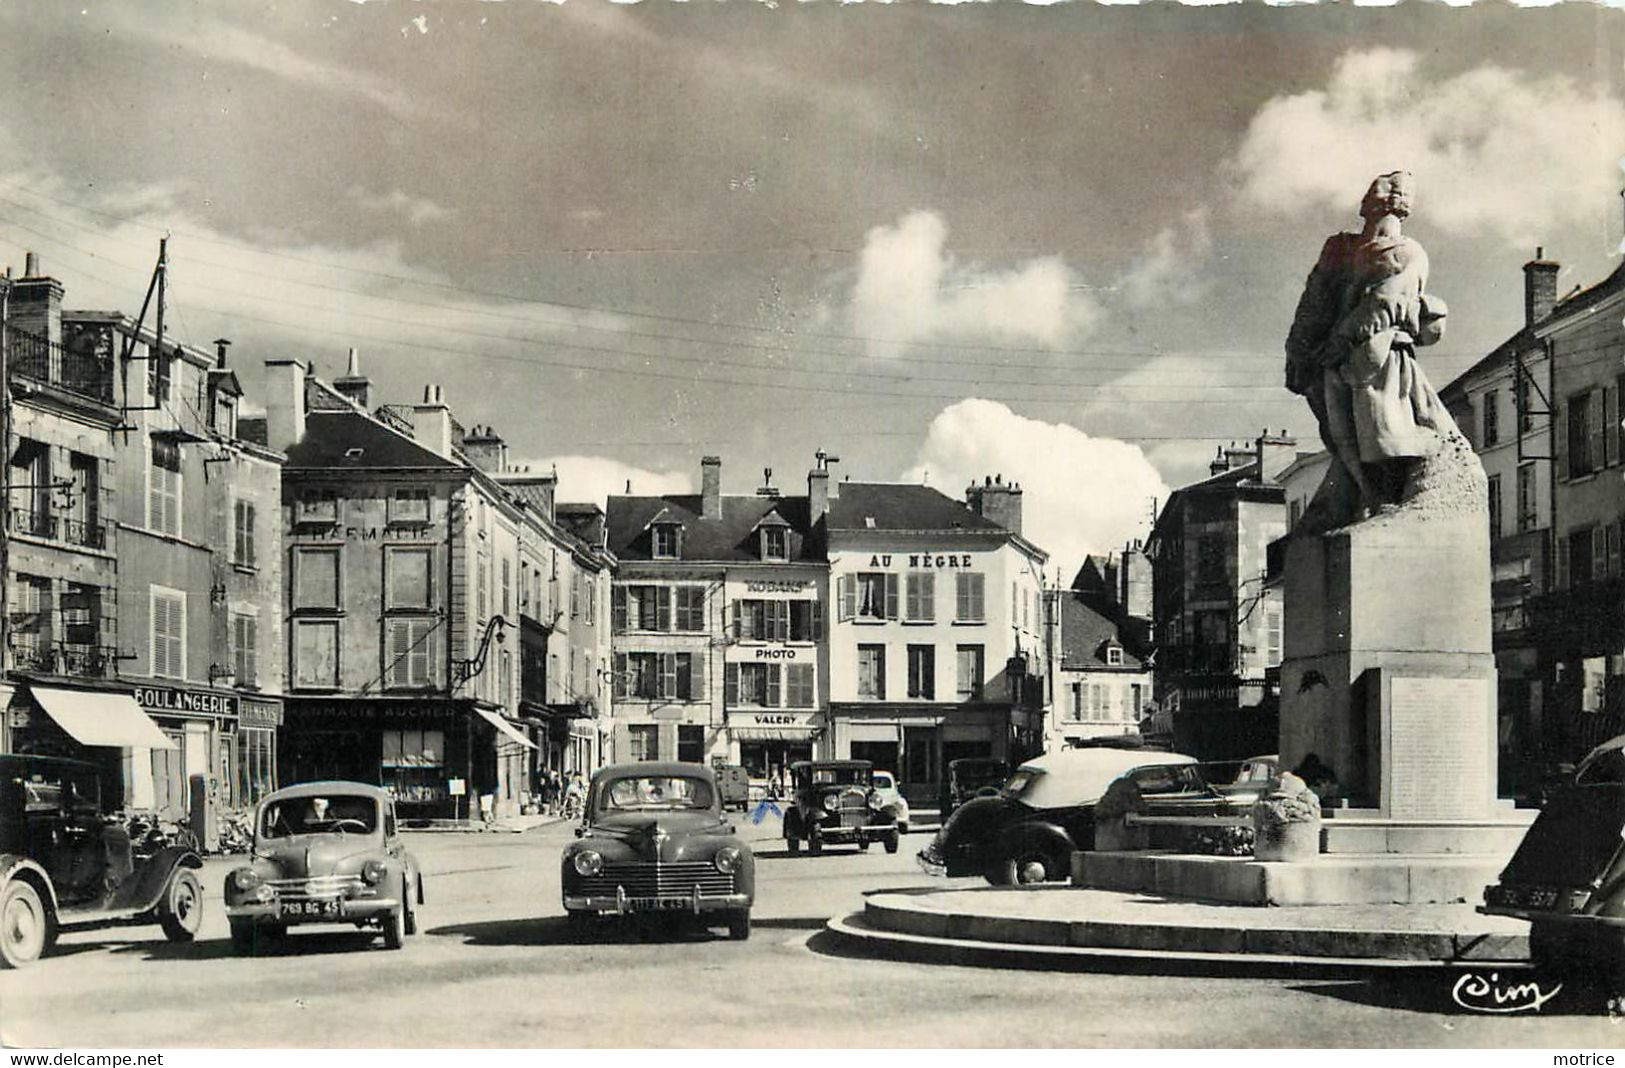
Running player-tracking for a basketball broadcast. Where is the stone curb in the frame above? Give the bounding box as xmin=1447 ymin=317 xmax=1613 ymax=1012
xmin=822 ymin=912 xmax=1490 ymax=978
xmin=860 ymin=893 xmax=1528 ymax=965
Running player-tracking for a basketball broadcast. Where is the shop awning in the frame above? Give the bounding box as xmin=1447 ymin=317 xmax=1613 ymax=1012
xmin=730 ymin=726 xmax=822 ymax=742
xmin=32 ymin=687 xmax=175 ymax=750
xmin=474 ymin=708 xmax=538 ymax=750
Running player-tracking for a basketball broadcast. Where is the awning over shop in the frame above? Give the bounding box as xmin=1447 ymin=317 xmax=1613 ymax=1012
xmin=730 ymin=726 xmax=822 ymax=742
xmin=32 ymin=687 xmax=175 ymax=749
xmin=474 ymin=708 xmax=539 ymax=750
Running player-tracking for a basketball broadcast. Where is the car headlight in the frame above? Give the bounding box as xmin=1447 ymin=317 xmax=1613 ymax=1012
xmin=867 ymin=792 xmax=885 ymax=811
xmin=573 ymin=850 xmax=604 ymax=876
xmin=823 ymin=792 xmax=842 ymax=812
xmin=361 ymin=859 xmax=388 ymax=885
xmin=714 ymin=847 xmax=742 ymax=874
xmin=231 ymin=867 xmax=260 ymax=891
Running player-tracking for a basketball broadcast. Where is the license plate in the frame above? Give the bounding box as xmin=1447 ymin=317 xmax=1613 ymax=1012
xmin=1524 ymin=887 xmax=1559 ymax=909
xmin=280 ymin=898 xmax=342 ymax=919
xmin=627 ymin=898 xmax=691 ymax=911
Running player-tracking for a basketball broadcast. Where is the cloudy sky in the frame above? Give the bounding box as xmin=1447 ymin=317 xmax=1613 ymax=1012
xmin=2 ymin=2 xmax=1623 ymax=578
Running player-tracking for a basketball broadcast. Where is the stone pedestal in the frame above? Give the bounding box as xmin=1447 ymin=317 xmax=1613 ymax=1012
xmin=1279 ymin=508 xmax=1499 ymax=821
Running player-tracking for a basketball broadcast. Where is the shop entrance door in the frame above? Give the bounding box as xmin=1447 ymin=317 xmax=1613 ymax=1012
xmin=902 ymin=726 xmax=940 ymax=805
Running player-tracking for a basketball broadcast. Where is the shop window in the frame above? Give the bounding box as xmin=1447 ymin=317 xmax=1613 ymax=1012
xmin=233 ymin=499 xmax=257 ymax=568
xmin=294 ymin=548 xmax=340 ymax=610
xmin=237 ymin=728 xmax=277 ymax=806
xmin=385 ymin=618 xmax=434 ymax=689
xmin=232 ymin=611 xmax=259 ymax=687
xmin=627 ymin=724 xmax=659 ymax=762
xmin=956 ymin=644 xmax=984 ymax=701
xmin=905 ymin=573 xmax=935 ymax=622
xmin=296 ymin=488 xmax=339 ymax=525
xmin=294 ymin=619 xmax=340 ymax=688
xmin=150 ymin=586 xmax=186 ymax=679
xmin=954 ymin=573 xmax=985 ymax=623
xmin=386 ymin=547 xmax=433 ymax=609
xmin=907 ymin=644 xmax=935 ymax=699
xmin=388 ymin=487 xmax=431 ymax=525
xmin=148 ymin=438 xmax=181 ymax=536
xmin=381 ymin=729 xmax=446 ymax=804
xmin=858 ymin=645 xmax=886 ymax=699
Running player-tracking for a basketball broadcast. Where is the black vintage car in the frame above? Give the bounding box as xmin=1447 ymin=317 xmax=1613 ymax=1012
xmin=937 ymin=758 xmax=1010 ymax=821
xmin=0 ymin=754 xmax=204 ymax=967
xmin=782 ymin=760 xmax=900 ymax=855
xmin=919 ymin=747 xmax=1198 ymax=885
xmin=1481 ymin=734 xmax=1625 ymax=980
xmin=562 ymin=762 xmax=755 ymax=940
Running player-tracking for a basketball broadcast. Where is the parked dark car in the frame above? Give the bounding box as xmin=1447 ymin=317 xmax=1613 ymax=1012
xmin=1480 ymin=734 xmax=1625 ymax=979
xmin=562 ymin=762 xmax=755 ymax=940
xmin=713 ymin=764 xmax=751 ymax=812
xmin=938 ymin=758 xmax=1009 ymax=821
xmin=223 ymin=782 xmax=422 ymax=954
xmin=782 ymin=760 xmax=901 ymax=855
xmin=918 ymin=748 xmax=1198 ymax=885
xmin=0 ymin=754 xmax=204 ymax=968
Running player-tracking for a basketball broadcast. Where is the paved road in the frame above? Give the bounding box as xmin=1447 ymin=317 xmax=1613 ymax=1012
xmin=2 ymin=817 xmax=1619 ymax=1048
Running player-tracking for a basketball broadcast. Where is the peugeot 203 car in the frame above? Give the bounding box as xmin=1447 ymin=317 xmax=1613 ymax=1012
xmin=919 ymin=747 xmax=1198 ymax=885
xmin=224 ymin=782 xmax=423 ymax=954
xmin=0 ymin=754 xmax=204 ymax=968
xmin=562 ymin=762 xmax=755 ymax=940
xmin=782 ymin=760 xmax=901 ymax=855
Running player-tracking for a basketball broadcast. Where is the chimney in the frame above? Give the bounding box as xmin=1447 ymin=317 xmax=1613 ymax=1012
xmin=1523 ymin=247 xmax=1559 ymax=327
xmin=412 ymin=383 xmax=453 ymax=459
xmin=1209 ymin=446 xmax=1229 ymax=477
xmin=262 ymin=359 xmax=309 ymax=450
xmin=213 ymin=338 xmax=231 ymax=369
xmin=1119 ymin=544 xmax=1153 ymax=621
xmin=701 ymin=456 xmax=722 ymax=519
xmin=463 ymin=423 xmax=509 ymax=473
xmin=8 ymin=251 xmax=63 ymax=348
xmin=333 ymin=346 xmax=373 ymax=409
xmin=965 ymin=473 xmax=1023 ymax=535
xmin=808 ymin=448 xmax=840 ymax=522
xmin=1255 ymin=429 xmax=1298 ymax=484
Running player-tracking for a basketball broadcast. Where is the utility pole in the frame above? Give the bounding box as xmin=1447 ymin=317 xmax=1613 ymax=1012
xmin=1 ymin=270 xmax=10 ymax=708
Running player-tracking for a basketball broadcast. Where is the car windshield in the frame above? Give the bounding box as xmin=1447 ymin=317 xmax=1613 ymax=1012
xmin=260 ymin=795 xmax=379 ymax=838
xmin=1001 ymin=769 xmax=1042 ymax=799
xmin=957 ymin=764 xmax=1007 ymax=788
xmin=872 ymin=773 xmax=894 ymax=790
xmin=600 ymin=776 xmax=714 ymax=812
xmin=807 ymin=766 xmax=870 ymax=787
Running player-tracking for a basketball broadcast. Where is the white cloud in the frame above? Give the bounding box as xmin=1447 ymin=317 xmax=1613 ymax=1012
xmin=1230 ymin=48 xmax=1625 ymax=246
xmin=900 ymin=399 xmax=1170 ymax=579
xmin=1115 ymin=210 xmax=1214 ymax=310
xmin=850 ymin=210 xmax=1102 ymax=359
xmin=538 ymin=455 xmax=692 ymax=508
xmin=346 ymin=185 xmax=452 ymax=226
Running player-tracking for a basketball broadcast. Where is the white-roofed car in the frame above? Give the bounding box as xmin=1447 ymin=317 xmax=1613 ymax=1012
xmin=917 ymin=746 xmax=1199 ymax=886
xmin=868 ymin=771 xmax=910 ymax=835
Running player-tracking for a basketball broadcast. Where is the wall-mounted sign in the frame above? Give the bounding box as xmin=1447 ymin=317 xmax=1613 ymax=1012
xmin=731 ymin=711 xmax=820 ymax=728
xmin=239 ymin=698 xmax=284 ymax=728
xmin=857 ymin=553 xmax=976 ymax=570
xmin=448 ymin=778 xmax=467 ymax=796
xmin=285 ymin=699 xmax=460 ymax=722
xmin=133 ymin=686 xmax=241 ymax=719
xmin=743 ymin=580 xmax=812 ymax=594
xmin=297 ymin=525 xmax=439 ymax=542
xmin=724 ymin=643 xmax=810 ymax=663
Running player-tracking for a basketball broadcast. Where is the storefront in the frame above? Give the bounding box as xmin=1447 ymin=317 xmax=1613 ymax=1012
xmin=132 ymin=684 xmax=243 ymax=821
xmin=828 ymin=704 xmax=1016 ymax=805
xmin=3 ymin=681 xmax=174 ymax=808
xmin=280 ymin=697 xmax=537 ymax=821
xmin=728 ymin=710 xmax=823 ymax=791
xmin=237 ymin=695 xmax=283 ymax=807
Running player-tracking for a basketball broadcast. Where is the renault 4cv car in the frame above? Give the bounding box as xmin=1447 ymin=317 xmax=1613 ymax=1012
xmin=0 ymin=754 xmax=204 ymax=968
xmin=782 ymin=760 xmax=901 ymax=855
xmin=1481 ymin=734 xmax=1625 ymax=981
xmin=918 ymin=747 xmax=1198 ymax=885
xmin=224 ymin=782 xmax=422 ymax=954
xmin=562 ymin=762 xmax=755 ymax=940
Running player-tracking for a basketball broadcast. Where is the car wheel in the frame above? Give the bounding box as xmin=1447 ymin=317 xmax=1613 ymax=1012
xmin=900 ymin=822 xmax=910 ymax=836
xmin=0 ymin=880 xmax=49 ymax=968
xmin=786 ymin=835 xmax=800 ymax=855
xmin=228 ymin=918 xmax=259 ymax=956
xmin=402 ymin=880 xmax=418 ymax=936
xmin=1000 ymin=851 xmax=1060 ymax=886
xmin=727 ymin=910 xmax=751 ymax=941
xmin=807 ymin=826 xmax=823 ymax=857
xmin=884 ymin=830 xmax=901 ymax=855
xmin=382 ymin=905 xmax=407 ymax=950
xmin=857 ymin=838 xmax=871 ymax=852
xmin=565 ymin=911 xmax=592 ymax=943
xmin=158 ymin=868 xmax=203 ymax=942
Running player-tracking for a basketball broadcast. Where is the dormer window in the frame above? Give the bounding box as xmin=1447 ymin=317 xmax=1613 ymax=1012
xmin=761 ymin=526 xmax=788 ymax=562
xmin=1105 ymin=644 xmax=1124 ymax=667
xmin=652 ymin=522 xmax=680 ymax=559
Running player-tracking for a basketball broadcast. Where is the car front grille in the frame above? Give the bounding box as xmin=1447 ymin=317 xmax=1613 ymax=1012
xmin=576 ymin=861 xmax=735 ymax=899
xmin=836 ymin=806 xmax=869 ymax=829
xmin=268 ymin=874 xmax=366 ymax=899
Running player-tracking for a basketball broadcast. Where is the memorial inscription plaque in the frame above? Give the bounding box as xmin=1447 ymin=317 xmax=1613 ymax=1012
xmin=1385 ymin=675 xmax=1492 ymax=819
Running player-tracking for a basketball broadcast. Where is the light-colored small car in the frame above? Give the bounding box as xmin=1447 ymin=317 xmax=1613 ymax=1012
xmin=869 ymin=771 xmax=911 ymax=834
xmin=223 ymin=782 xmax=422 ymax=954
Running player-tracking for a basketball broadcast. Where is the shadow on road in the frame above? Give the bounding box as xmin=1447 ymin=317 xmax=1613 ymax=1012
xmin=102 ymin=928 xmax=390 ymax=963
xmin=429 ymin=915 xmax=744 ymax=948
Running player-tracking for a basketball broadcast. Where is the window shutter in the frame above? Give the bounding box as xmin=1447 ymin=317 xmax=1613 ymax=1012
xmin=245 ymin=616 xmax=258 ymax=685
xmin=689 ymin=653 xmax=704 ymax=702
xmin=884 ymin=574 xmax=899 ymax=620
xmin=766 ymin=664 xmax=782 ymax=708
xmin=811 ymin=601 xmax=823 ymax=640
xmin=839 ymin=575 xmax=853 ymax=622
xmin=661 ymin=653 xmax=677 ymax=698
xmin=774 ymin=601 xmax=790 ymax=641
xmin=657 ymin=587 xmax=672 ymax=632
xmin=725 ymin=663 xmax=739 ymax=706
xmin=613 ymin=653 xmax=627 ymax=699
xmin=907 ymin=649 xmax=920 ymax=697
xmin=612 ymin=586 xmax=627 ymax=631
xmin=731 ymin=599 xmax=743 ymax=640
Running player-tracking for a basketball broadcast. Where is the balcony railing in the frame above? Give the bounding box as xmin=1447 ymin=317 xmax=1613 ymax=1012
xmin=11 ymin=641 xmax=117 ymax=679
xmin=7 ymin=327 xmax=116 ymax=406
xmin=10 ymin=508 xmax=109 ymax=550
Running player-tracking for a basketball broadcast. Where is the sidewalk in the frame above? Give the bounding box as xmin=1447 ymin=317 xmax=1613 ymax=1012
xmin=401 ymin=812 xmax=569 ymax=834
xmin=826 ymin=884 xmax=1531 ymax=974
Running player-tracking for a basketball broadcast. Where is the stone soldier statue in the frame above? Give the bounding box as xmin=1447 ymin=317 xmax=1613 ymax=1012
xmin=1285 ymin=171 xmax=1460 ymax=527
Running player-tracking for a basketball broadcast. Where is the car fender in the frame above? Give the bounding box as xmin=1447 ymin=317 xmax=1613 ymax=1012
xmin=995 ymin=820 xmax=1075 ymax=865
xmin=0 ymin=854 xmax=59 ymax=916
xmin=783 ymin=807 xmax=803 ymax=838
xmin=107 ymin=846 xmax=203 ymax=914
